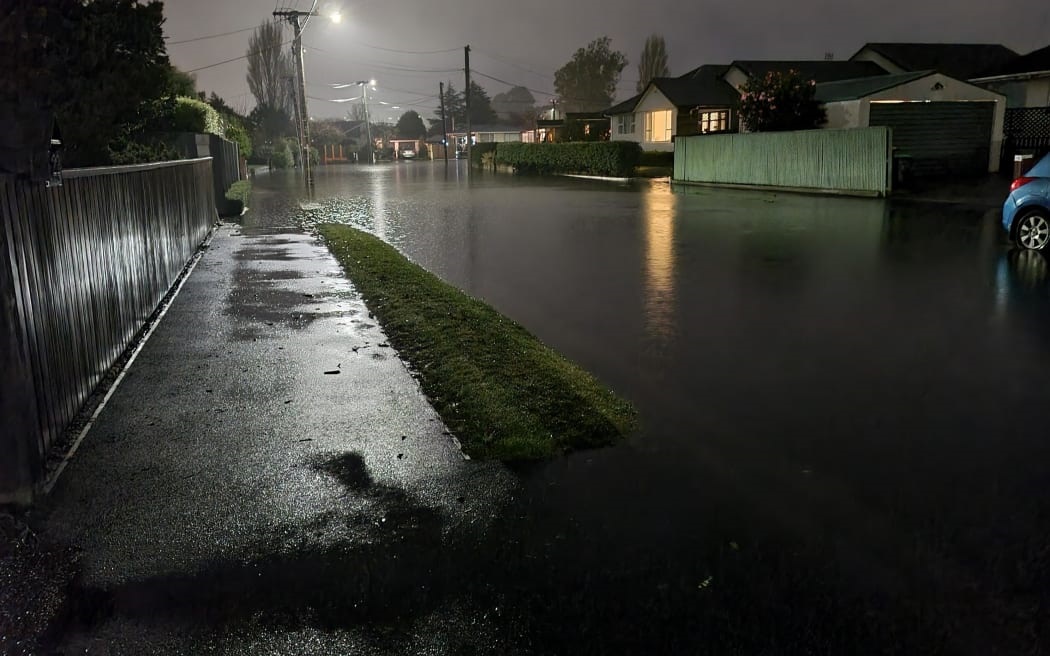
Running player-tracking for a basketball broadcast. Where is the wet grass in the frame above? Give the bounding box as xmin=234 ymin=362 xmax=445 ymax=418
xmin=318 ymin=224 xmax=637 ymax=460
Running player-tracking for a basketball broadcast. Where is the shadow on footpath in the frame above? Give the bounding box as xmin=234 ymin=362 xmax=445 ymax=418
xmin=61 ymin=453 xmax=457 ymax=635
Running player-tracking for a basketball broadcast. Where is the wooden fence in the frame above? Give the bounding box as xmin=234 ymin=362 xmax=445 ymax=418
xmin=0 ymin=158 xmax=216 ymax=504
xmin=673 ymin=127 xmax=893 ymax=196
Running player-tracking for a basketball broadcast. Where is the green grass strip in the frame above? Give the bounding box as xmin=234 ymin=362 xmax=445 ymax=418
xmin=318 ymin=224 xmax=637 ymax=460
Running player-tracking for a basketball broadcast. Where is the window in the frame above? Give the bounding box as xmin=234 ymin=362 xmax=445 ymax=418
xmin=617 ymin=114 xmax=636 ymax=135
xmin=644 ymin=110 xmax=673 ymax=142
xmin=699 ymin=110 xmax=729 ymax=134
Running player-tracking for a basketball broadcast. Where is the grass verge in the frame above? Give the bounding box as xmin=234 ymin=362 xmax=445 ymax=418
xmin=318 ymin=224 xmax=637 ymax=460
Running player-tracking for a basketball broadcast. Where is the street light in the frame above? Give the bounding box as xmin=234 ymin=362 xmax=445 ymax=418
xmin=273 ymin=3 xmax=342 ymax=186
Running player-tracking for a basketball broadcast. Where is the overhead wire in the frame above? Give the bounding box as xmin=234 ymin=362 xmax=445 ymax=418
xmin=166 ymin=25 xmax=257 ymax=45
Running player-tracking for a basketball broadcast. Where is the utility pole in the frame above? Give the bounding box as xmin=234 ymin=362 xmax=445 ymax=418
xmin=464 ymin=45 xmax=471 ymax=166
xmin=439 ymin=81 xmax=449 ymax=164
xmin=355 ymin=81 xmax=375 ymax=164
xmin=274 ymin=9 xmax=314 ymax=186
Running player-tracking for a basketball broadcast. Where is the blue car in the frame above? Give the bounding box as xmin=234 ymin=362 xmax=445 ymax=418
xmin=1003 ymin=153 xmax=1050 ymax=250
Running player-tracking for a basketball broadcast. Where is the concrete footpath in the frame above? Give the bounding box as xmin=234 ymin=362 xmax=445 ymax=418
xmin=5 ymin=223 xmax=515 ymax=654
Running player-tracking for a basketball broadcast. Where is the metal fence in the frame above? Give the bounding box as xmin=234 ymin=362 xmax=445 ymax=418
xmin=673 ymin=127 xmax=892 ymax=196
xmin=0 ymin=158 xmax=215 ymax=504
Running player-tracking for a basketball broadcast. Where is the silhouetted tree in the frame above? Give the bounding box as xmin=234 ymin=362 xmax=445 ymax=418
xmin=738 ymin=70 xmax=827 ymax=132
xmin=246 ymin=21 xmax=293 ymax=120
xmin=0 ymin=0 xmax=182 ymax=165
xmin=554 ymin=37 xmax=628 ymax=113
xmin=395 ymin=111 xmax=427 ymax=139
xmin=637 ymin=35 xmax=669 ymax=93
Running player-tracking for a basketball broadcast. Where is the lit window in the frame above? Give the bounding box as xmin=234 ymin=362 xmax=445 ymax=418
xmin=699 ymin=110 xmax=729 ymax=134
xmin=617 ymin=114 xmax=636 ymax=134
xmin=644 ymin=110 xmax=673 ymax=142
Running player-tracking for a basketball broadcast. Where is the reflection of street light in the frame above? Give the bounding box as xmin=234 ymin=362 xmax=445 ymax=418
xmin=273 ymin=3 xmax=342 ymax=186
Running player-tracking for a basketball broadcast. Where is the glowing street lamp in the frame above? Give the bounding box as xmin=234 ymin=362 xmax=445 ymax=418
xmin=273 ymin=3 xmax=342 ymax=185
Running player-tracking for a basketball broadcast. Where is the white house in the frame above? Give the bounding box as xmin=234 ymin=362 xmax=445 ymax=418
xmin=817 ymin=70 xmax=1006 ymax=174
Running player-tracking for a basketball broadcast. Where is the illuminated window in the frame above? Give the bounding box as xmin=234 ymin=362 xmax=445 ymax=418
xmin=617 ymin=114 xmax=636 ymax=134
xmin=699 ymin=110 xmax=729 ymax=134
xmin=644 ymin=110 xmax=673 ymax=142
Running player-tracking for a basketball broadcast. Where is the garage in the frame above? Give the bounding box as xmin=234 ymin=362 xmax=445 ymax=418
xmin=818 ymin=71 xmax=1006 ymax=176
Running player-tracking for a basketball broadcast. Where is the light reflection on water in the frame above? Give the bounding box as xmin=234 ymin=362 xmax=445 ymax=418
xmin=641 ymin=181 xmax=677 ymax=345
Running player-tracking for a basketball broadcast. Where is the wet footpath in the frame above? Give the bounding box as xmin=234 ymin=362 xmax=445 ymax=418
xmin=8 ymin=222 xmax=517 ymax=654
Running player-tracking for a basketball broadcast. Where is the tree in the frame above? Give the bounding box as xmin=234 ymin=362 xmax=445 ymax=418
xmin=395 ymin=111 xmax=426 ymax=139
xmin=636 ymin=35 xmax=669 ymax=93
xmin=0 ymin=0 xmax=180 ymax=166
xmin=246 ymin=21 xmax=292 ymax=117
xmin=169 ymin=67 xmax=198 ymax=97
xmin=207 ymin=92 xmax=252 ymax=158
xmin=433 ymin=81 xmax=465 ymax=132
xmin=467 ymin=81 xmax=497 ymax=125
xmin=738 ymin=70 xmax=827 ymax=132
xmin=553 ymin=37 xmax=628 ymax=113
xmin=492 ymin=86 xmax=536 ymax=121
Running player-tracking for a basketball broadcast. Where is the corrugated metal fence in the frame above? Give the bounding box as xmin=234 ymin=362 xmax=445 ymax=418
xmin=674 ymin=127 xmax=892 ymax=196
xmin=0 ymin=158 xmax=216 ymax=503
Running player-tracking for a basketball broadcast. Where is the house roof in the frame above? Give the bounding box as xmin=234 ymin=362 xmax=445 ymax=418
xmin=604 ymin=93 xmax=643 ymax=116
xmin=985 ymin=43 xmax=1050 ymax=76
xmin=851 ymin=43 xmax=1019 ymax=79
xmin=604 ymin=64 xmax=739 ymax=115
xmin=730 ymin=60 xmax=888 ymax=83
xmin=653 ymin=65 xmax=740 ymax=108
xmin=815 ymin=70 xmax=934 ymax=102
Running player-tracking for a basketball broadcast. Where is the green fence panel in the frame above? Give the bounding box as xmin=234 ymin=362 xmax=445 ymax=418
xmin=674 ymin=127 xmax=891 ymax=195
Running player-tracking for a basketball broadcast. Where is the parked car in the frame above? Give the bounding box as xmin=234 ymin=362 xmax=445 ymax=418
xmin=400 ymin=149 xmax=416 ymax=160
xmin=1003 ymin=153 xmax=1050 ymax=250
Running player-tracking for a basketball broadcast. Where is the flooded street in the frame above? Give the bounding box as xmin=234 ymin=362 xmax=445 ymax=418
xmin=248 ymin=162 xmax=1050 ymax=653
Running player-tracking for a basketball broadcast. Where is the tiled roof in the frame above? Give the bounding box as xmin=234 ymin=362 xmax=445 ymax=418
xmin=852 ymin=43 xmax=1019 ymax=79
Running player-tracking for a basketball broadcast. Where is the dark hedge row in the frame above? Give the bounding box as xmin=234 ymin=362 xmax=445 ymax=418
xmin=493 ymin=142 xmax=642 ymax=177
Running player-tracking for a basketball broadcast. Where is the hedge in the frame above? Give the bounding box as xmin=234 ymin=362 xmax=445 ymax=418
xmin=470 ymin=142 xmax=498 ymax=166
xmin=493 ymin=142 xmax=642 ymax=177
xmin=172 ymin=97 xmax=224 ymax=137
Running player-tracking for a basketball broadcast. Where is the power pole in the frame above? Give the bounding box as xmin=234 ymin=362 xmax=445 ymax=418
xmin=274 ymin=10 xmax=314 ymax=186
xmin=439 ymin=81 xmax=449 ymax=164
xmin=464 ymin=45 xmax=471 ymax=166
xmin=361 ymin=83 xmax=374 ymax=164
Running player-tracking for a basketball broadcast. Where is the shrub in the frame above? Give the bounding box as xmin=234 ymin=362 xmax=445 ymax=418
xmin=172 ymin=97 xmax=224 ymax=136
xmin=638 ymin=151 xmax=674 ymax=167
xmin=494 ymin=142 xmax=641 ymax=177
xmin=469 ymin=142 xmax=498 ymax=166
xmin=738 ymin=70 xmax=827 ymax=132
xmin=270 ymin=140 xmax=293 ymax=169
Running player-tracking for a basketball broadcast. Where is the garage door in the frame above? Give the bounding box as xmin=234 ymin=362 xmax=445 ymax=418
xmin=869 ymin=101 xmax=995 ymax=177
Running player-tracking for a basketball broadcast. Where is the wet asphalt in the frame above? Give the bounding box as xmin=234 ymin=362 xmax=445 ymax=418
xmin=9 ymin=165 xmax=1050 ymax=654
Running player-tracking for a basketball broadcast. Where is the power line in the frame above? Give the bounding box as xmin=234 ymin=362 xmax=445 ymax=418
xmin=184 ymin=39 xmax=292 ymax=73
xmin=166 ymin=25 xmax=257 ymax=45
xmin=352 ymin=41 xmax=461 ymax=56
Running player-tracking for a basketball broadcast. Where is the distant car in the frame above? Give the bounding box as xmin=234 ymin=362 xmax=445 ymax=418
xmin=400 ymin=149 xmax=416 ymax=160
xmin=1003 ymin=153 xmax=1050 ymax=250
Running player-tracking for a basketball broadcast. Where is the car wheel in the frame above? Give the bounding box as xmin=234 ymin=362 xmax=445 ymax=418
xmin=1016 ymin=209 xmax=1050 ymax=251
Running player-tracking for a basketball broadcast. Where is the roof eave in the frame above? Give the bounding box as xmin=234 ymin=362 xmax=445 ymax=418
xmin=971 ymin=69 xmax=1050 ymax=83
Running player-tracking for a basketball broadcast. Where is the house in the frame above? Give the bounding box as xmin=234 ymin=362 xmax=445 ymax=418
xmin=531 ymin=112 xmax=610 ymax=142
xmin=849 ymin=43 xmax=1019 ymax=81
xmin=970 ymin=44 xmax=1050 ymax=162
xmin=607 ymin=65 xmax=741 ymax=151
xmin=816 ymin=70 xmax=1006 ymax=175
xmin=722 ymin=60 xmax=889 ymax=90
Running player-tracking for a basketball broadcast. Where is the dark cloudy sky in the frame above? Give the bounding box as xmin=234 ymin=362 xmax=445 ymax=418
xmin=162 ymin=0 xmax=1050 ymax=120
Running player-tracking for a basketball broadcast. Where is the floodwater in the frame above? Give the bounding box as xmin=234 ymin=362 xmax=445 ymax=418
xmin=249 ymin=162 xmax=1050 ymax=654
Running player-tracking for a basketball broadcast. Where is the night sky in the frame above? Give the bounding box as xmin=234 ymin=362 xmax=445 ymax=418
xmin=161 ymin=0 xmax=1050 ymax=119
